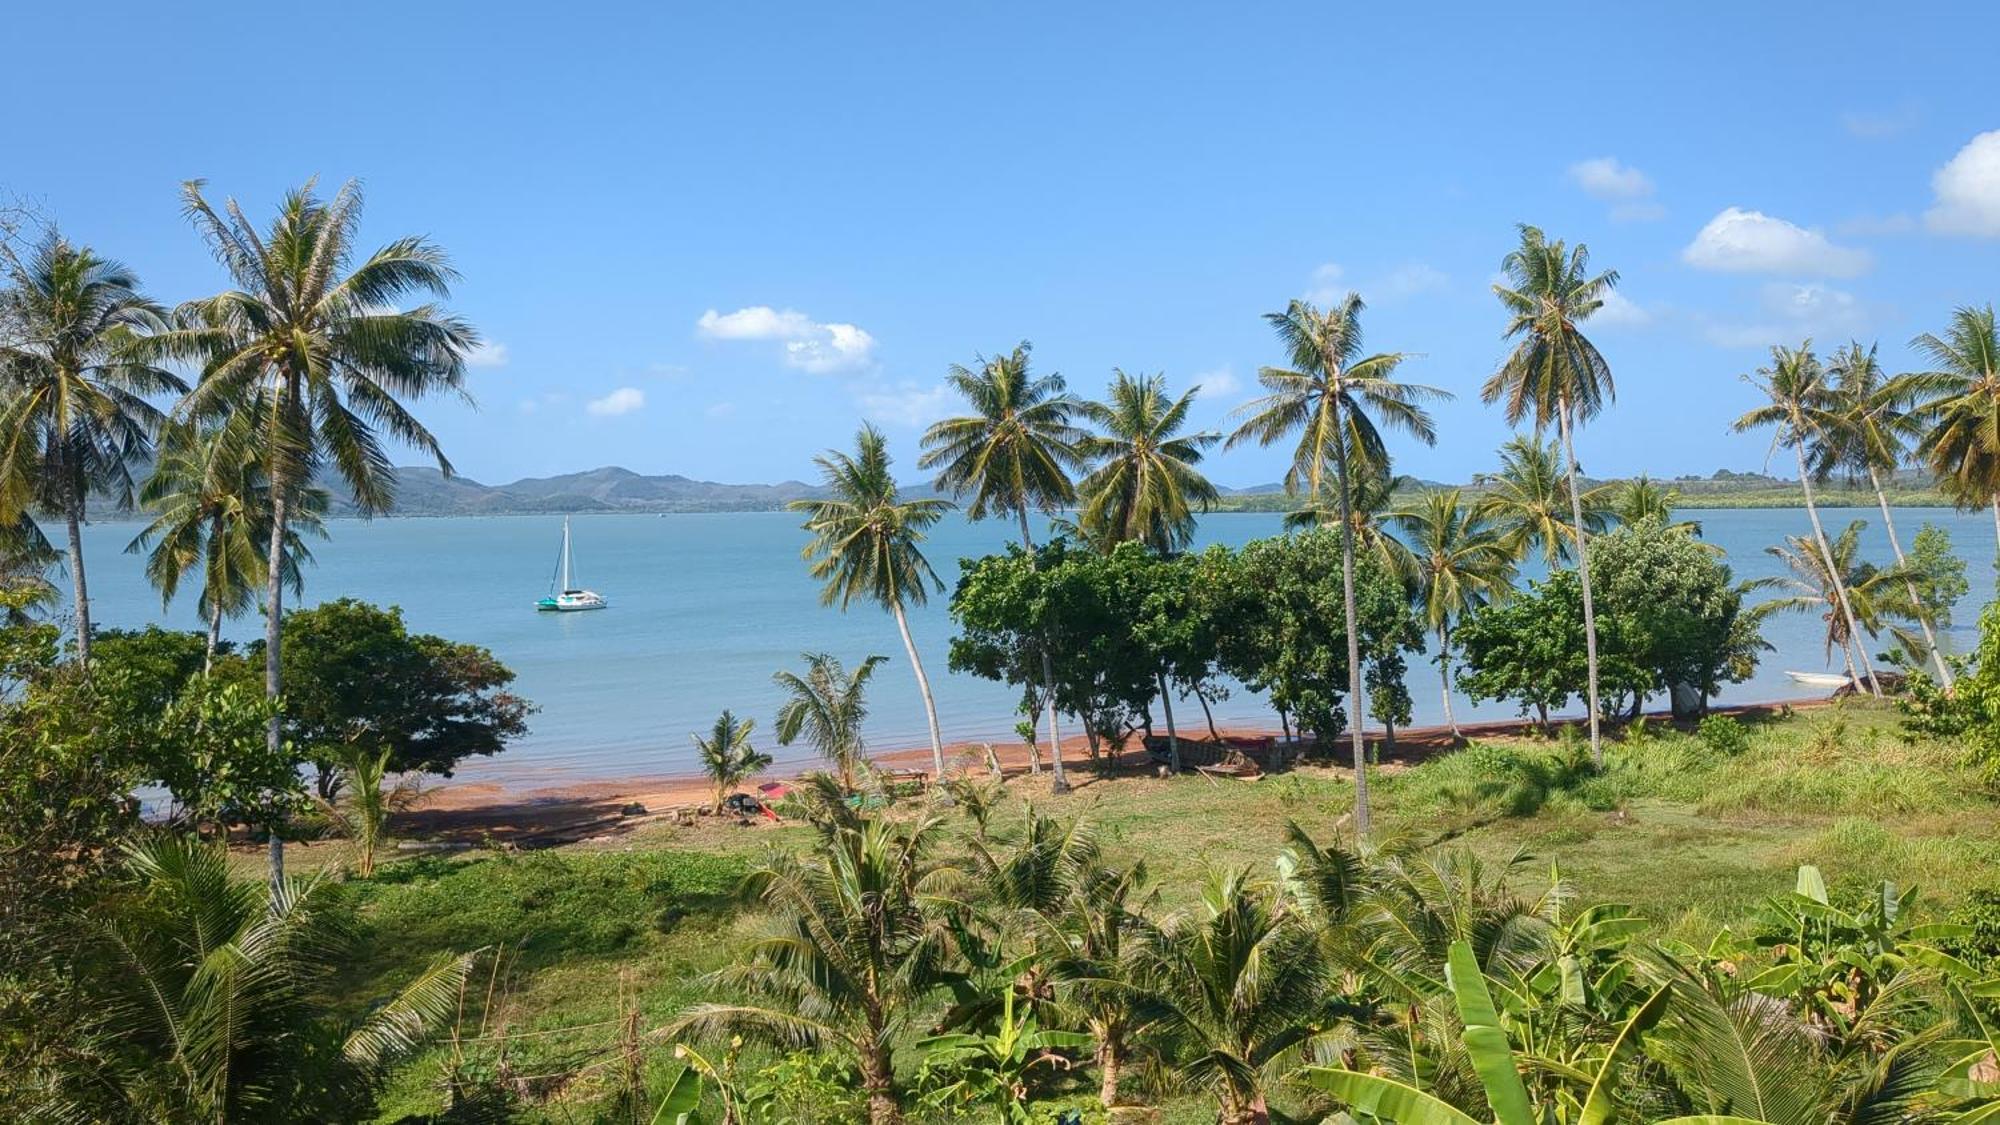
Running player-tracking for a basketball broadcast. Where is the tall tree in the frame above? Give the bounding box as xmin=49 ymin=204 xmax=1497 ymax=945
xmin=1077 ymin=369 xmax=1220 ymax=554
xmin=1828 ymin=340 xmax=1953 ymax=686
xmin=0 ymin=234 xmax=180 ymax=667
xmin=1390 ymin=489 xmax=1517 ymax=738
xmin=1909 ymin=305 xmax=2000 ymax=553
xmin=1475 ymin=435 xmax=1612 ymax=567
xmin=792 ymin=425 xmax=955 ymax=777
xmin=1764 ymin=521 xmax=1921 ymax=686
xmin=773 ymin=652 xmax=887 ymax=791
xmin=1229 ymin=295 xmax=1443 ymax=831
xmin=1732 ymin=344 xmax=1881 ymax=697
xmin=159 ymin=180 xmax=474 ymax=879
xmin=919 ymin=344 xmax=1086 ymax=793
xmin=1281 ymin=466 xmax=1420 ymax=587
xmin=1484 ymin=225 xmax=1618 ymax=763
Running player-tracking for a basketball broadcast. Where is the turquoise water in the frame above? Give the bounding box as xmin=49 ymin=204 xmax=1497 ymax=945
xmin=69 ymin=507 xmax=1996 ymax=784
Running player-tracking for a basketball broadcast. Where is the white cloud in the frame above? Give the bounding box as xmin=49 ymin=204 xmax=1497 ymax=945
xmin=1303 ymin=261 xmax=1444 ymax=306
xmin=1303 ymin=263 xmax=1346 ymax=305
xmin=1568 ymin=157 xmax=1653 ymax=200
xmin=696 ymin=305 xmax=878 ymax=373
xmin=466 ymin=341 xmax=508 ymax=368
xmin=855 ymin=382 xmax=949 ymax=427
xmin=586 ymin=387 xmax=646 ymax=417
xmin=1842 ymin=104 xmax=1919 ymax=140
xmin=1702 ymin=283 xmax=1873 ymax=349
xmin=1925 ymin=130 xmax=2000 ymax=237
xmin=704 ymin=401 xmax=736 ymax=419
xmin=1377 ymin=263 xmax=1448 ymax=300
xmin=1192 ymin=367 xmax=1241 ymax=397
xmin=1681 ymin=207 xmax=1871 ymax=277
xmin=1591 ymin=289 xmax=1653 ymax=328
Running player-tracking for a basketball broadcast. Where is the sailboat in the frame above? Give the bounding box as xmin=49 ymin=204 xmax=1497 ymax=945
xmin=536 ymin=518 xmax=608 ymax=612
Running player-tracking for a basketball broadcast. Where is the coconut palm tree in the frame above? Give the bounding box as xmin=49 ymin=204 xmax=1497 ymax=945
xmin=1228 ymin=295 xmax=1445 ymax=832
xmin=1828 ymin=340 xmax=1953 ymax=687
xmin=791 ymin=425 xmax=955 ymax=778
xmin=773 ymin=651 xmax=887 ymax=791
xmin=0 ymin=234 xmax=180 ymax=667
xmin=156 ymin=180 xmax=474 ymax=879
xmin=1909 ymin=305 xmax=2000 ymax=552
xmin=1390 ymin=490 xmax=1517 ymax=738
xmin=919 ymin=343 xmax=1087 ymax=793
xmin=1139 ymin=868 xmax=1326 ymax=1125
xmin=313 ymin=746 xmax=425 ymax=879
xmin=692 ymin=709 xmax=770 ymax=813
xmin=1733 ymin=344 xmax=1881 ymax=698
xmin=1612 ymin=475 xmax=1707 ymax=540
xmin=671 ymin=811 xmax=959 ymax=1125
xmin=1281 ymin=467 xmax=1420 ymax=587
xmin=80 ymin=836 xmax=469 ymax=1123
xmin=1763 ymin=522 xmax=1921 ymax=686
xmin=1484 ymin=225 xmax=1618 ymax=763
xmin=1475 ymin=435 xmax=1613 ymax=567
xmin=126 ymin=415 xmax=326 ymax=670
xmin=1076 ymin=369 xmax=1220 ymax=554
xmin=0 ymin=513 xmax=59 ymax=625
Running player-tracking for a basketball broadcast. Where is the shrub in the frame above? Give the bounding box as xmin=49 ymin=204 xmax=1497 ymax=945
xmin=1697 ymin=714 xmax=1750 ymax=757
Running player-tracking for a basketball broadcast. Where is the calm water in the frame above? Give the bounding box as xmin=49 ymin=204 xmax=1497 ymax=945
xmin=69 ymin=507 xmax=1997 ymax=784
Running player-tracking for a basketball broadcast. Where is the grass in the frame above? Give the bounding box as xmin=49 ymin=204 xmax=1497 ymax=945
xmin=340 ymin=699 xmax=2000 ymax=1122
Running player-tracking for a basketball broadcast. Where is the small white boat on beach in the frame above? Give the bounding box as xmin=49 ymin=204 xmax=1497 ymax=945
xmin=1785 ymin=670 xmax=1852 ymax=690
xmin=537 ymin=518 xmax=608 ymax=612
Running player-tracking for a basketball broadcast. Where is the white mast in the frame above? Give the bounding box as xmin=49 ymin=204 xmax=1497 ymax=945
xmin=561 ymin=518 xmax=572 ymax=591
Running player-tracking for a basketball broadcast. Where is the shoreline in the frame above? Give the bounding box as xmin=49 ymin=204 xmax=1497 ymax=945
xmin=401 ymin=696 xmax=1833 ymax=845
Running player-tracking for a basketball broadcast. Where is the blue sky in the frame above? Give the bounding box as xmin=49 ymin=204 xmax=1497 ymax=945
xmin=6 ymin=2 xmax=1999 ymax=488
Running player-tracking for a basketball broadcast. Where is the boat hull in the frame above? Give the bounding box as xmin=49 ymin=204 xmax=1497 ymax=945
xmin=537 ymin=591 xmax=608 ymax=612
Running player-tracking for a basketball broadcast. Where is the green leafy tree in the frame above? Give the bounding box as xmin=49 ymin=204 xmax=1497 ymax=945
xmin=1484 ymin=227 xmax=1619 ymax=763
xmin=692 ymin=709 xmax=770 ymax=813
xmin=1455 ymin=570 xmax=1643 ymax=729
xmin=0 ymin=234 xmax=181 ymax=666
xmin=793 ymin=425 xmax=955 ymax=778
xmin=1592 ymin=516 xmax=1764 ymax=718
xmin=772 ymin=651 xmax=886 ymax=791
xmin=1076 ymin=369 xmax=1220 ymax=554
xmin=1905 ymin=523 xmax=1969 ymax=636
xmin=919 ymin=342 xmax=1087 ymax=792
xmin=150 ymin=676 xmax=306 ymax=840
xmin=1229 ymin=295 xmax=1444 ymax=831
xmin=1909 ymin=304 xmax=2000 ymax=551
xmin=1391 ymin=489 xmax=1517 ymax=737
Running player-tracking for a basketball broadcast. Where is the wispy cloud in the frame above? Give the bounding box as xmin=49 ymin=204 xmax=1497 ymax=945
xmin=696 ymin=305 xmax=878 ymax=373
xmin=854 ymin=381 xmax=949 ymax=427
xmin=586 ymin=387 xmax=646 ymax=417
xmin=1681 ymin=207 xmax=1871 ymax=278
xmin=1591 ymin=289 xmax=1654 ymax=328
xmin=466 ymin=341 xmax=509 ymax=368
xmin=1701 ymin=283 xmax=1875 ymax=349
xmin=1191 ymin=366 xmax=1242 ymax=397
xmin=1304 ymin=261 xmax=1446 ymax=306
xmin=1925 ymin=129 xmax=2000 ymax=238
xmin=1841 ymin=103 xmax=1920 ymax=140
xmin=1567 ymin=156 xmax=1664 ymax=221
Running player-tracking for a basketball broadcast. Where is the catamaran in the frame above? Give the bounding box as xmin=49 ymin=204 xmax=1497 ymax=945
xmin=537 ymin=518 xmax=607 ymax=612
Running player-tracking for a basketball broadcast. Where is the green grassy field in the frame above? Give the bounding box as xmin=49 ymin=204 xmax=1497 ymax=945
xmin=349 ymin=700 xmax=2000 ymax=1122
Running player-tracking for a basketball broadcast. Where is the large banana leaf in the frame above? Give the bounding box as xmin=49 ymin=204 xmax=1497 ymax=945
xmin=649 ymin=1065 xmax=703 ymax=1125
xmin=1295 ymin=1068 xmax=1482 ymax=1124
xmin=1578 ymin=982 xmax=1674 ymax=1125
xmin=1445 ymin=940 xmax=1535 ymax=1125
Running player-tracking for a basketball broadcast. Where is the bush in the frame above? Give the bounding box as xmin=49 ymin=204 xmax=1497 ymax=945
xmin=1697 ymin=714 xmax=1750 ymax=757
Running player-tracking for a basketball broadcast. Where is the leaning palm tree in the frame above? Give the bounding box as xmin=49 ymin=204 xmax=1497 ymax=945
xmin=791 ymin=425 xmax=955 ymax=778
xmin=1139 ymin=868 xmax=1327 ymax=1125
xmin=1909 ymin=305 xmax=2000 ymax=552
xmin=1228 ymin=295 xmax=1445 ymax=832
xmin=1733 ymin=344 xmax=1881 ymax=697
xmin=670 ymin=811 xmax=959 ymax=1125
xmin=691 ymin=709 xmax=770 ymax=813
xmin=0 ymin=234 xmax=180 ymax=666
xmin=156 ymin=180 xmax=474 ymax=879
xmin=1763 ymin=522 xmax=1921 ymax=687
xmin=1484 ymin=225 xmax=1618 ymax=763
xmin=1076 ymin=369 xmax=1220 ymax=554
xmin=919 ymin=343 xmax=1087 ymax=793
xmin=1829 ymin=339 xmax=1953 ymax=687
xmin=1389 ymin=490 xmax=1517 ymax=738
xmin=127 ymin=414 xmax=326 ymax=669
xmin=1474 ymin=435 xmax=1613 ymax=567
xmin=772 ymin=651 xmax=887 ymax=791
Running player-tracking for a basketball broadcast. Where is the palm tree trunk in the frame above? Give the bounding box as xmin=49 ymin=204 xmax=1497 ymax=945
xmin=890 ymin=599 xmax=946 ymax=778
xmin=1797 ymin=446 xmax=1880 ymax=697
xmin=1438 ymin=625 xmax=1460 ymax=738
xmin=1991 ymin=496 xmax=1999 ymax=557
xmin=1330 ymin=397 xmax=1371 ymax=834
xmin=264 ymin=459 xmax=291 ymax=883
xmin=1098 ymin=1037 xmax=1122 ymax=1108
xmin=1840 ymin=635 xmax=1861 ymax=687
xmin=860 ymin=1039 xmax=900 ymax=1125
xmin=63 ymin=492 xmax=91 ymax=669
xmin=1017 ymin=509 xmax=1068 ymax=795
xmin=1869 ymin=466 xmax=1952 ymax=688
xmin=1556 ymin=398 xmax=1604 ymax=766
xmin=205 ymin=599 xmax=223 ymax=674
xmin=1156 ymin=671 xmax=1181 ymax=771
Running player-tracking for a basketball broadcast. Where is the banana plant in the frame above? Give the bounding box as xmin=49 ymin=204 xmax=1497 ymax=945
xmin=915 ymin=983 xmax=1091 ymax=1122
xmin=1939 ymin=981 xmax=2000 ymax=1121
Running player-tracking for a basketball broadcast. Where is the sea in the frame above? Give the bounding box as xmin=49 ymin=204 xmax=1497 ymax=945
xmin=67 ymin=507 xmax=1998 ymax=785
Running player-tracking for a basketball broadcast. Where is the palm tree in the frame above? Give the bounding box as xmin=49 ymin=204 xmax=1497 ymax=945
xmin=158 ymin=180 xmax=474 ymax=879
xmin=1281 ymin=466 xmax=1420 ymax=587
xmin=791 ymin=425 xmax=955 ymax=778
xmin=126 ymin=415 xmax=326 ymax=670
xmin=1076 ymin=369 xmax=1220 ymax=554
xmin=1733 ymin=344 xmax=1881 ymax=697
xmin=1389 ymin=490 xmax=1517 ymax=738
xmin=0 ymin=513 xmax=59 ymax=625
xmin=1909 ymin=305 xmax=2000 ymax=552
xmin=1475 ymin=435 xmax=1613 ymax=567
xmin=1764 ymin=522 xmax=1921 ymax=686
xmin=692 ymin=709 xmax=770 ymax=813
xmin=772 ymin=651 xmax=887 ymax=791
xmin=1612 ymin=474 xmax=1706 ymax=539
xmin=0 ymin=234 xmax=180 ymax=667
xmin=671 ymin=811 xmax=959 ymax=1124
xmin=1139 ymin=868 xmax=1326 ymax=1125
xmin=1228 ymin=295 xmax=1445 ymax=832
xmin=313 ymin=746 xmax=424 ymax=878
xmin=1828 ymin=340 xmax=1953 ymax=687
xmin=1485 ymin=225 xmax=1618 ymax=763
xmin=919 ymin=344 xmax=1087 ymax=793
xmin=81 ymin=836 xmax=468 ymax=1123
